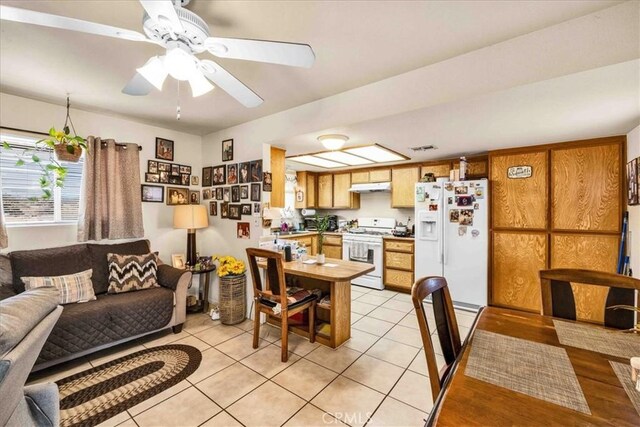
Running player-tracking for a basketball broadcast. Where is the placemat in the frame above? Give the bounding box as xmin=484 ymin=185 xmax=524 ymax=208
xmin=610 ymin=361 xmax=640 ymax=416
xmin=553 ymin=319 xmax=640 ymax=359
xmin=465 ymin=330 xmax=590 ymax=414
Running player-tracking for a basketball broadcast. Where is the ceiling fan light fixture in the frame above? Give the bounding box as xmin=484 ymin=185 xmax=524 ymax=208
xmin=165 ymin=44 xmax=198 ymax=81
xmin=318 ymin=134 xmax=349 ymax=151
xmin=189 ymin=72 xmax=215 ymax=97
xmin=136 ymin=56 xmax=168 ymax=90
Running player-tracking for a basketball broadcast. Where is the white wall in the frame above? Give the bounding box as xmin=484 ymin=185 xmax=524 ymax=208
xmin=0 ymin=93 xmax=202 ymax=260
xmin=627 ymin=125 xmax=640 ymax=279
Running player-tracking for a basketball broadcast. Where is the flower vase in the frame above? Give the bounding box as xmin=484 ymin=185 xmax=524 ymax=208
xmin=219 ymin=274 xmax=246 ymax=325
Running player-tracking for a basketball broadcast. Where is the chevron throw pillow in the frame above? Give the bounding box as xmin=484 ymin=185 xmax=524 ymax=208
xmin=107 ymin=253 xmax=159 ymax=294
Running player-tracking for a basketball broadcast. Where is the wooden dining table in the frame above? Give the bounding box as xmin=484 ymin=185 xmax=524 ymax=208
xmin=429 ymin=306 xmax=640 ymax=426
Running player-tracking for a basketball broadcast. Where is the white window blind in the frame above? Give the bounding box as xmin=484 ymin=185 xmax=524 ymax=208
xmin=0 ymin=131 xmax=84 ymax=224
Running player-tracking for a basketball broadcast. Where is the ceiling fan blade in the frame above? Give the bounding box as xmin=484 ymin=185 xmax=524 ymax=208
xmin=199 ymin=60 xmax=263 ymax=108
xmin=122 ymin=73 xmax=155 ymax=96
xmin=138 ymin=0 xmax=184 ymax=34
xmin=205 ymin=37 xmax=315 ymax=68
xmin=0 ymin=5 xmax=150 ymax=43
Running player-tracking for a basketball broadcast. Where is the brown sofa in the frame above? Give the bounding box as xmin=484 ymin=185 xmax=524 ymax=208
xmin=0 ymin=240 xmax=191 ymax=371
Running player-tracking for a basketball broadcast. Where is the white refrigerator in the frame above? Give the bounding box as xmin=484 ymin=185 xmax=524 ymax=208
xmin=414 ymin=179 xmax=489 ymax=309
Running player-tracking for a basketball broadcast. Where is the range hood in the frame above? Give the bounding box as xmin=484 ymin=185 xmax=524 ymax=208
xmin=348 ymin=182 xmax=392 ymax=193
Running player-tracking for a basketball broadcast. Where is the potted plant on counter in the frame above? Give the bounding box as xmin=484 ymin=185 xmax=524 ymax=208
xmin=213 ymin=255 xmax=246 ymax=325
xmin=315 ymin=214 xmax=330 ymax=264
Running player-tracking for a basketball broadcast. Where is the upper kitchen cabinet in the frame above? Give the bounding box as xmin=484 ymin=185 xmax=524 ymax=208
xmin=295 ymin=171 xmax=317 ymax=209
xmin=420 ymin=161 xmax=451 ymax=178
xmin=333 ymin=172 xmax=360 ymax=209
xmin=391 ymin=166 xmax=420 ymax=208
xmin=270 ymin=147 xmax=286 ymax=208
xmin=317 ymin=174 xmax=333 ymax=208
xmin=351 ymin=168 xmax=391 ymax=184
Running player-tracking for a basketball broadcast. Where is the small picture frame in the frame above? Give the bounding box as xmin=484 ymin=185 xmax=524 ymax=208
xmin=240 ymin=185 xmax=249 ymax=199
xmin=180 ymin=173 xmax=190 ymax=186
xmin=191 ymin=175 xmax=199 ymax=186
xmin=148 ymin=160 xmax=158 ymax=174
xmin=145 ymin=173 xmax=160 ymax=183
xmin=237 ymin=222 xmax=250 ymax=239
xmin=172 ymin=254 xmax=186 ymax=269
xmin=158 ymin=162 xmax=171 ymax=172
xmin=221 ymin=202 xmax=229 ymax=218
xmin=202 ymin=189 xmax=211 ymax=200
xmin=222 ymin=139 xmax=233 ymax=161
xmin=231 ymin=185 xmax=240 ymax=203
xmin=628 ymin=157 xmax=639 ymax=206
xmin=239 ymin=162 xmax=250 ymax=184
xmin=169 ymin=176 xmax=181 ymax=185
xmin=202 ymin=167 xmax=213 ymax=187
xmin=250 ymin=183 xmax=261 ymax=201
xmin=156 ymin=138 xmax=174 ymax=161
xmin=228 ymin=204 xmax=241 ymax=220
xmin=171 ymin=164 xmax=181 ymax=177
xmin=227 ymin=164 xmax=238 ymax=185
xmin=250 ymin=160 xmax=263 ymax=183
xmin=213 ymin=165 xmax=226 ymax=185
xmin=263 ymin=172 xmax=272 ymax=192
xmin=215 ymin=187 xmax=224 ymax=201
xmin=241 ymin=204 xmax=252 ymax=215
xmin=159 ymin=171 xmax=169 ymax=183
xmin=189 ymin=191 xmax=200 ymax=204
xmin=253 ymin=202 xmax=261 ymax=216
xmin=179 ymin=165 xmax=192 ymax=175
xmin=141 ymin=184 xmax=164 ymax=203
xmin=223 ymin=187 xmax=230 ymax=202
xmin=166 ymin=187 xmax=189 ymax=205
xmin=209 ymin=201 xmax=217 ymax=216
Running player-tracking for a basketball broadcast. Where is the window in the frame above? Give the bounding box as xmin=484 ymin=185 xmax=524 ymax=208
xmin=0 ymin=131 xmax=84 ymax=224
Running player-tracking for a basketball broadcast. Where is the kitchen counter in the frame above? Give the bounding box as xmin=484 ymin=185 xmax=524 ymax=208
xmin=383 ymin=235 xmax=415 ymax=240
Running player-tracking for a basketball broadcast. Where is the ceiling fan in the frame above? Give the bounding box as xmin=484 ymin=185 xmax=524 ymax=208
xmin=0 ymin=0 xmax=316 ymax=107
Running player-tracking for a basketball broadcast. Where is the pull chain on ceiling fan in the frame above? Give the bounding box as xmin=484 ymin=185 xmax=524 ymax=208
xmin=0 ymin=0 xmax=315 ymax=108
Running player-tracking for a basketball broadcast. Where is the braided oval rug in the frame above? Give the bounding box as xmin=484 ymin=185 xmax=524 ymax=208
xmin=56 ymin=345 xmax=201 ymax=427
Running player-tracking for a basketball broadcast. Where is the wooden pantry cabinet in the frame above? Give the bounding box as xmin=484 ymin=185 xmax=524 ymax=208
xmin=391 ymin=166 xmax=420 ymax=208
xmin=383 ymin=238 xmax=415 ymax=292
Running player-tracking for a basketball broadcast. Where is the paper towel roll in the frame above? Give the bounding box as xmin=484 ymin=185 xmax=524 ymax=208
xmin=301 ymin=209 xmax=316 ymax=216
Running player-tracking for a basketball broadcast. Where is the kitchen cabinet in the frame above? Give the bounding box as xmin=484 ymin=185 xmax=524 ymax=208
xmin=280 ymin=233 xmax=317 ymax=256
xmin=270 ymin=147 xmax=286 ymax=208
xmin=351 ymin=168 xmax=391 ymax=184
xmin=333 ymin=172 xmax=359 ymax=209
xmin=321 ymin=234 xmax=342 ymax=259
xmin=383 ymin=238 xmax=414 ymax=291
xmin=317 ymin=174 xmax=333 ymax=208
xmin=295 ymin=171 xmax=317 ymax=209
xmin=420 ymin=162 xmax=451 ymax=179
xmin=391 ymin=166 xmax=420 ymax=208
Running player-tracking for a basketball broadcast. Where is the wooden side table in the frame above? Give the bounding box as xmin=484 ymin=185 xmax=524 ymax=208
xmin=187 ymin=266 xmax=216 ymax=314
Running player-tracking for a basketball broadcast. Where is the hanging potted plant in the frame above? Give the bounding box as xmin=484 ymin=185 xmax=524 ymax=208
xmin=2 ymin=97 xmax=87 ymax=199
xmin=213 ymin=255 xmax=247 ymax=325
xmin=315 ymin=214 xmax=331 ymax=264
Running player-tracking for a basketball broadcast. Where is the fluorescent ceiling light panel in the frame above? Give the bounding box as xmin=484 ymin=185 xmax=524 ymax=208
xmin=315 ymin=151 xmax=373 ymax=165
xmin=344 ymin=145 xmax=405 ymax=162
xmin=288 ymin=155 xmax=345 ymax=168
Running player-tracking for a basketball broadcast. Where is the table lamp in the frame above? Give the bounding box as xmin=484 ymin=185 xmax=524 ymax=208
xmin=173 ymin=205 xmax=209 ymax=266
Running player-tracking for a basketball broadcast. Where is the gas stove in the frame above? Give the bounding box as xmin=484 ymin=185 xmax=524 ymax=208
xmin=345 ymin=218 xmax=396 ymax=238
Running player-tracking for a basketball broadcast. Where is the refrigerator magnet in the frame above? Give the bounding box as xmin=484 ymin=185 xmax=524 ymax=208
xmin=428 ymin=204 xmax=438 ymax=211
xmin=475 ymin=187 xmax=484 ymax=198
xmin=454 ymin=186 xmax=468 ymax=195
xmin=459 ymin=209 xmax=474 ymax=226
xmin=471 ymin=229 xmax=480 ymax=237
xmin=417 ymin=192 xmax=425 ymax=202
xmin=445 ymin=183 xmax=453 ymax=191
xmin=474 ymin=202 xmax=480 ymax=210
xmin=458 ymin=225 xmax=467 ymax=236
xmin=457 ymin=195 xmax=473 ymax=207
xmin=448 ymin=197 xmax=453 ymax=204
xmin=449 ymin=210 xmax=460 ymax=222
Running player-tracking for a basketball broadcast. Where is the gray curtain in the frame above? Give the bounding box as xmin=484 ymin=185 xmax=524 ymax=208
xmin=78 ymin=137 xmax=144 ymax=241
xmin=0 ymin=173 xmax=7 ymax=249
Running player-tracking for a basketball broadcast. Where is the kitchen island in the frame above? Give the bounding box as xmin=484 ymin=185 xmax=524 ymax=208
xmin=257 ymin=257 xmax=374 ymax=348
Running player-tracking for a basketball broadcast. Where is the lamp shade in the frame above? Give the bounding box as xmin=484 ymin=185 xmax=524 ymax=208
xmin=173 ymin=205 xmax=209 ymax=230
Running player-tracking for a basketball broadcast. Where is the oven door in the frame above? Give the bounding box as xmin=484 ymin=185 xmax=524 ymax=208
xmin=342 ymin=238 xmax=383 ymax=278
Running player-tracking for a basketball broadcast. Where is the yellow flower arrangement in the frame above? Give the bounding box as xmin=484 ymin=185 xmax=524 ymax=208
xmin=213 ymin=255 xmax=246 ymax=277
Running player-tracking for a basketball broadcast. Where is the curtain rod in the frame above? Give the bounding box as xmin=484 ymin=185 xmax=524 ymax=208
xmin=0 ymin=126 xmax=143 ymax=151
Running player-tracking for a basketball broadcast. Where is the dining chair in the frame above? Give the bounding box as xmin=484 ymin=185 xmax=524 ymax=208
xmin=246 ymin=248 xmax=317 ymax=362
xmin=539 ymin=269 xmax=640 ymax=329
xmin=411 ymin=276 xmax=463 ymax=399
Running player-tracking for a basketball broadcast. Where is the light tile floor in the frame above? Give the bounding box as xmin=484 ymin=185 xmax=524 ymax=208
xmin=27 ymin=286 xmax=477 ymax=427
